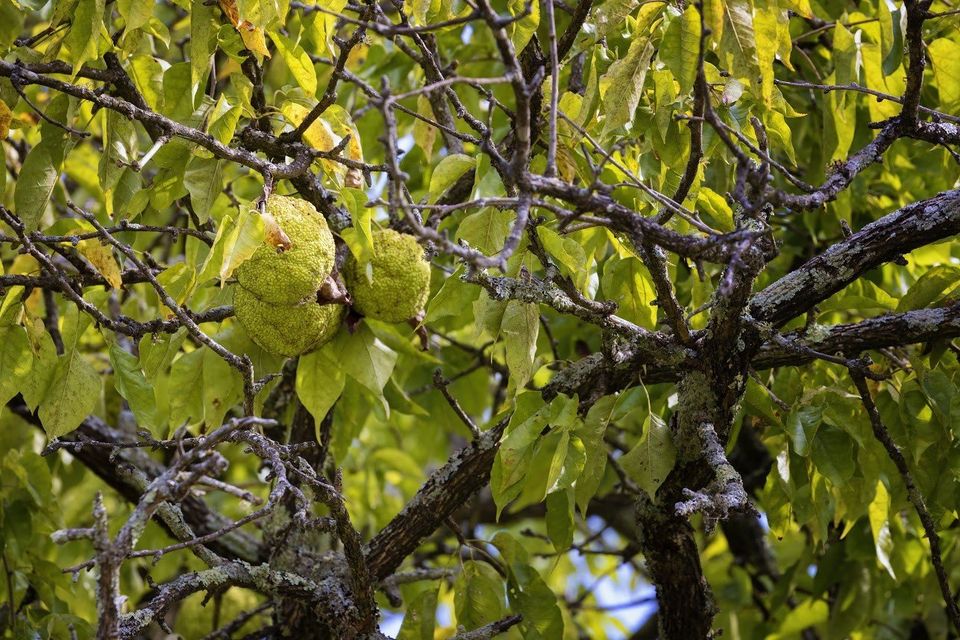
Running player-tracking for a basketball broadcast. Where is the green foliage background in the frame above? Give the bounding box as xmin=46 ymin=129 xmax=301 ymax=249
xmin=0 ymin=0 xmax=959 ymax=638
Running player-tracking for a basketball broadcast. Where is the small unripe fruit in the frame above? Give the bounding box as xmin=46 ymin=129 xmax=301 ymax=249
xmin=235 ymin=195 xmax=335 ymax=305
xmin=343 ymin=229 xmax=431 ymax=323
xmin=233 ymin=286 xmax=343 ymax=357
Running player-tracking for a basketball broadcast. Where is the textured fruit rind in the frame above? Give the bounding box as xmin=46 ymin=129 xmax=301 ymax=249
xmin=235 ymin=195 xmax=335 ymax=305
xmin=234 ymin=285 xmax=344 ymax=357
xmin=344 ymin=228 xmax=431 ymax=323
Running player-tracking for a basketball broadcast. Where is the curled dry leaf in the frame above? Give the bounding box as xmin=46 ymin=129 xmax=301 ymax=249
xmin=261 ymin=210 xmax=292 ymax=252
xmin=216 ymin=0 xmax=271 ymax=58
xmin=344 ymin=168 xmax=363 ymax=189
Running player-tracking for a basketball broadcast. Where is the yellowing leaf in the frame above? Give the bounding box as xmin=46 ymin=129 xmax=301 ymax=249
xmin=239 ymin=22 xmax=271 ymax=58
xmin=601 ymin=37 xmax=655 ymax=134
xmin=507 ymin=0 xmax=539 ymax=52
xmin=219 ymin=207 xmax=267 ymax=284
xmin=77 ymin=239 xmax=123 ymax=289
xmin=929 ymin=38 xmax=960 ymax=110
xmin=269 ymin=30 xmax=317 ymax=96
xmin=218 ymin=0 xmax=271 ymax=58
xmin=719 ymin=1 xmax=762 ymax=104
xmin=0 ymin=99 xmax=11 ymax=139
xmin=323 ymin=104 xmax=363 ymax=162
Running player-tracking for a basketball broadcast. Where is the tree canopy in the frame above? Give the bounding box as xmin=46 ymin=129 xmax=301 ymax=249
xmin=2 ymin=0 xmax=960 ymax=638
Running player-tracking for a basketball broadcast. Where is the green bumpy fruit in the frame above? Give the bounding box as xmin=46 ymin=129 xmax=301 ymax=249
xmin=344 ymin=228 xmax=431 ymax=323
xmin=235 ymin=195 xmax=335 ymax=305
xmin=234 ymin=286 xmax=344 ymax=357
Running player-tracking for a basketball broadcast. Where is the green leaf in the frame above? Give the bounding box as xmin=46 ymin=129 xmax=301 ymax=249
xmin=129 ymin=55 xmax=165 ymax=109
xmin=620 ymin=413 xmax=676 ymax=497
xmin=109 ymin=343 xmax=160 ymax=434
xmin=65 ymin=0 xmax=104 ymax=74
xmin=217 ymin=206 xmax=266 ymax=284
xmin=0 ymin=326 xmax=33 ymax=406
xmin=15 ymin=139 xmax=67 ymax=231
xmin=896 ymin=265 xmax=960 ymax=312
xmin=594 ymin=0 xmax=641 ymax=39
xmin=492 ymin=532 xmax=565 ymax=639
xmin=206 ymin=96 xmax=243 ymax=147
xmin=546 ymin=489 xmax=575 ymax=552
xmin=810 ymin=426 xmax=856 ymax=487
xmin=783 ymin=402 xmax=822 ymax=456
xmin=703 ymin=0 xmax=724 ymax=45
xmin=507 ymin=0 xmax=539 ymax=52
xmin=0 ymin=1 xmax=23 ymax=53
xmin=454 ymin=561 xmax=506 ymax=631
xmin=601 ymin=36 xmax=655 ymax=134
xmin=426 ymin=266 xmax=478 ymax=322
xmin=412 ymin=94 xmax=437 ymax=162
xmin=574 ymin=395 xmax=614 ymax=513
xmin=183 ymin=157 xmax=223 ymax=223
xmin=20 ymin=319 xmax=58 ymax=411
xmin=660 ymin=5 xmax=701 ymax=95
xmin=329 ymin=324 xmax=397 ymax=414
xmin=296 ymin=346 xmax=346 ymax=426
xmin=99 ymin=109 xmax=138 ymax=196
xmin=190 ymin=0 xmax=216 ymax=98
xmin=881 ymin=5 xmax=903 ymax=76
xmin=718 ymin=1 xmax=761 ymax=103
xmin=600 ymin=257 xmax=656 ymax=329
xmin=774 ymin=599 xmax=829 ymax=635
xmin=269 ymin=30 xmax=318 ymax=97
xmin=140 ymin=331 xmax=186 ymax=381
xmin=537 ymin=226 xmax=588 ymax=289
xmin=696 ymin=187 xmax=735 ymax=231
xmin=169 ymin=349 xmax=204 ymax=428
xmin=117 ymin=0 xmax=153 ymax=31
xmin=396 ymin=586 xmax=438 ymax=640
xmin=169 ymin=345 xmax=242 ymax=431
xmin=338 ymin=188 xmax=374 ymax=262
xmin=428 ymin=153 xmax=476 ymax=201
xmin=501 ymin=300 xmax=539 ymax=393
xmin=456 ymin=207 xmax=513 ymax=255
xmin=492 ymin=395 xmax=579 ymax=515
xmin=832 ymin=23 xmax=858 ymax=96
xmin=38 ymin=347 xmax=100 ymax=439
xmin=752 ymin=0 xmax=777 ymax=105
xmin=868 ymin=480 xmax=897 ymax=579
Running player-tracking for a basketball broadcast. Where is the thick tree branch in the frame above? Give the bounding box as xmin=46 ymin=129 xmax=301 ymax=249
xmin=753 ymin=188 xmax=960 ymax=327
xmin=365 ymin=420 xmax=508 ymax=581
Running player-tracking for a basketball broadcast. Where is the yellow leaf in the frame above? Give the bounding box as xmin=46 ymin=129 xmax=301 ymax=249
xmin=282 ymin=103 xmax=338 ymax=152
xmin=217 ymin=0 xmax=270 ymax=58
xmin=0 ymin=99 xmax=11 ymax=139
xmin=239 ymin=21 xmax=271 ymax=58
xmin=77 ymin=239 xmax=123 ymax=289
